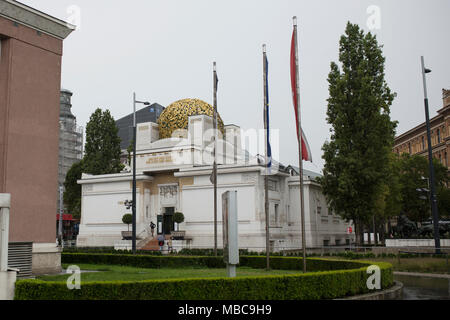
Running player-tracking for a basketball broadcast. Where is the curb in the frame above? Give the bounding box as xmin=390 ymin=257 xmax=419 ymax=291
xmin=335 ymin=281 xmax=403 ymax=300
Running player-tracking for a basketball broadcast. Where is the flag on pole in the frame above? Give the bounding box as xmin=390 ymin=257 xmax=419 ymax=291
xmin=210 ymin=62 xmax=219 ymax=184
xmin=290 ymin=30 xmax=312 ymax=162
xmin=263 ymin=49 xmax=272 ymax=171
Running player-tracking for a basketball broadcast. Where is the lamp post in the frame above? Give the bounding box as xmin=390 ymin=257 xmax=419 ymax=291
xmin=420 ymin=56 xmax=441 ymax=254
xmin=132 ymin=92 xmax=150 ymax=254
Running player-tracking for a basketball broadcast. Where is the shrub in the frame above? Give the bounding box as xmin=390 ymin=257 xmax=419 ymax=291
xmin=15 ymin=254 xmax=393 ymax=300
xmin=173 ymin=212 xmax=184 ymax=224
xmin=122 ymin=214 xmax=132 ymax=231
xmin=63 ymin=247 xmax=162 ymax=256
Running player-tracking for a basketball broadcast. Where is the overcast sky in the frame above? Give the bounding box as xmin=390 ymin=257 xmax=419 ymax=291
xmin=21 ymin=0 xmax=450 ymax=172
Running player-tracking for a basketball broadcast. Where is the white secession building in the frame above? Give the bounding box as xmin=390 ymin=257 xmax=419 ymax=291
xmin=77 ymin=99 xmax=353 ymax=251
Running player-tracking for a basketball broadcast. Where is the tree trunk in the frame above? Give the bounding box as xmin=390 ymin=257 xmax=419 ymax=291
xmin=373 ymin=216 xmax=378 ymax=246
xmin=354 ymin=218 xmax=363 ymax=249
xmin=379 ymin=220 xmax=386 ymax=245
xmin=367 ymin=222 xmax=371 ymax=245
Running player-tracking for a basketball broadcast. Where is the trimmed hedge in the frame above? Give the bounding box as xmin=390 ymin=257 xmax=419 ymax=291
xmin=15 ymin=254 xmax=393 ymax=300
xmin=63 ymin=247 xmax=162 ymax=256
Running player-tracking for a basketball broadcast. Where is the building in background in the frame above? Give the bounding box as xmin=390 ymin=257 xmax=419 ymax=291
xmin=394 ymin=88 xmax=450 ymax=169
xmin=77 ymin=98 xmax=353 ymax=251
xmin=58 ymin=89 xmax=83 ymax=213
xmin=0 ymin=0 xmax=74 ymax=275
xmin=116 ymin=103 xmax=165 ymax=150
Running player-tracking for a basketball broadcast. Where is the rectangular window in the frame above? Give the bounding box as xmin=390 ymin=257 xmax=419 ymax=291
xmin=437 ymin=129 xmax=441 ymax=144
xmin=422 ymin=136 xmax=425 ymax=150
xmin=317 ymin=206 xmax=321 ymax=215
xmin=274 ymin=203 xmax=279 ymax=225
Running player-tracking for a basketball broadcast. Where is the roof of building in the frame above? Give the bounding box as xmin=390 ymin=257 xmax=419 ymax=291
xmin=157 ymin=98 xmax=224 ymax=139
xmin=286 ymin=165 xmax=322 ymax=180
xmin=0 ymin=0 xmax=75 ymax=39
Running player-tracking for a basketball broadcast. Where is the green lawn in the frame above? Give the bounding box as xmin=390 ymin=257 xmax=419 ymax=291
xmin=37 ymin=264 xmax=302 ymax=282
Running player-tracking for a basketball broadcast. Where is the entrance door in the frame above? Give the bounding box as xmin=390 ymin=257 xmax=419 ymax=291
xmin=163 ymin=207 xmax=174 ymax=235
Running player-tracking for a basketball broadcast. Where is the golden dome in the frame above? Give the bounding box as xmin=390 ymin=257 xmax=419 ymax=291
xmin=157 ymin=98 xmax=225 ymax=139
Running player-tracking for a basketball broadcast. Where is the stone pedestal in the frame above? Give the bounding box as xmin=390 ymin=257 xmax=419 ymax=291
xmin=0 ymin=271 xmax=17 ymax=300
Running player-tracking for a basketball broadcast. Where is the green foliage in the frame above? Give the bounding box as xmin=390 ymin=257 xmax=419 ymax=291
xmin=83 ymin=108 xmax=124 ymax=175
xmin=63 ymin=109 xmax=124 ymax=217
xmin=437 ymin=187 xmax=450 ymax=218
xmin=396 ymin=153 xmax=449 ymax=222
xmin=122 ymin=214 xmax=132 ymax=225
xmin=122 ymin=214 xmax=132 ymax=231
xmin=173 ymin=212 xmax=184 ymax=224
xmin=126 ymin=139 xmax=133 ymax=166
xmin=319 ymin=22 xmax=397 ymax=243
xmin=14 ymin=254 xmax=393 ymax=300
xmin=63 ymin=160 xmax=84 ymax=219
xmin=63 ymin=247 xmax=162 ymax=255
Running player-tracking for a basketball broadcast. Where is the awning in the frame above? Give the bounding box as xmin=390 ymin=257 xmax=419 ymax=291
xmin=56 ymin=214 xmax=73 ymax=221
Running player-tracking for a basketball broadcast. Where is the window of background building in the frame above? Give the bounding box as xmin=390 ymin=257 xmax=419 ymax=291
xmin=445 ymin=152 xmax=448 ymax=167
xmin=437 ymin=129 xmax=441 ymax=144
xmin=274 ymin=203 xmax=279 ymax=225
xmin=422 ymin=136 xmax=425 ymax=150
xmin=408 ymin=142 xmax=411 ymax=154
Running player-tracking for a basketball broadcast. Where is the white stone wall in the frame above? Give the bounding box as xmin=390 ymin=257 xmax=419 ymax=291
xmin=77 ymin=174 xmax=151 ymax=247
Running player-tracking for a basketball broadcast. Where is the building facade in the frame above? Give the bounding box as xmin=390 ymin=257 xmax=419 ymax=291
xmin=77 ymin=99 xmax=353 ymax=251
xmin=0 ymin=0 xmax=74 ymax=274
xmin=394 ymin=88 xmax=450 ymax=168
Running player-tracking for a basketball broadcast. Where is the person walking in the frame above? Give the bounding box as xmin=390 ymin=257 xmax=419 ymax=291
xmin=150 ymin=221 xmax=156 ymax=237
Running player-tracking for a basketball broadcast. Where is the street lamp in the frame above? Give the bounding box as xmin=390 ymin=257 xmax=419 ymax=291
xmin=132 ymin=92 xmax=150 ymax=254
xmin=420 ymin=56 xmax=441 ymax=254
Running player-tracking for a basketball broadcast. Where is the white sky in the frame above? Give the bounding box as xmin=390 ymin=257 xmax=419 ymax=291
xmin=20 ymin=0 xmax=450 ymax=172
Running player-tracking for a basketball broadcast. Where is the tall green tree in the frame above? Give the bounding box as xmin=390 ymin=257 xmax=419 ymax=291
xmin=397 ymin=153 xmax=449 ymax=222
xmin=64 ymin=108 xmax=124 ymax=216
xmin=63 ymin=159 xmax=84 ymax=219
xmin=319 ymin=22 xmax=397 ymax=245
xmin=83 ymin=108 xmax=124 ymax=175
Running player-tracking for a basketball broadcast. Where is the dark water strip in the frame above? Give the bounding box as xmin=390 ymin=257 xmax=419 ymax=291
xmin=394 ymin=274 xmax=450 ymax=300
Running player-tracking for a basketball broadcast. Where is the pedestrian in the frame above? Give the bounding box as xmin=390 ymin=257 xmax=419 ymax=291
xmin=157 ymin=233 xmax=165 ymax=251
xmin=150 ymin=221 xmax=156 ymax=237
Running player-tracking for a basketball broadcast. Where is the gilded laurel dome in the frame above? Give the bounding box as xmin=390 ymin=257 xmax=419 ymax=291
xmin=157 ymin=98 xmax=225 ymax=139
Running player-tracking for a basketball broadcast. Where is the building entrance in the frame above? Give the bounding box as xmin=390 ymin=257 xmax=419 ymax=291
xmin=162 ymin=207 xmax=174 ymax=235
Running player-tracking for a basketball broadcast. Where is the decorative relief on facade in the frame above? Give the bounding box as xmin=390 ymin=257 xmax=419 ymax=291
xmin=159 ymin=185 xmax=178 ymax=197
xmin=159 ymin=184 xmax=179 ymax=207
xmin=145 ymin=152 xmax=173 ymax=165
xmin=268 ymin=179 xmax=278 ymax=191
xmin=241 ymin=173 xmax=256 ymax=183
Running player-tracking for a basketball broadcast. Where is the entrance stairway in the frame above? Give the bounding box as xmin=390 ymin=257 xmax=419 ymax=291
xmin=139 ymin=234 xmax=171 ymax=251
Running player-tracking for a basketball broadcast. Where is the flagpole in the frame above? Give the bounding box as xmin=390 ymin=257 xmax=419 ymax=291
xmin=213 ymin=62 xmax=218 ymax=256
xmin=293 ymin=16 xmax=307 ymax=273
xmin=263 ymin=44 xmax=270 ymax=270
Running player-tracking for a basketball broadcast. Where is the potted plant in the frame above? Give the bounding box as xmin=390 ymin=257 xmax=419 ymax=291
xmin=172 ymin=212 xmax=185 ymax=239
xmin=121 ymin=213 xmax=133 ymax=240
